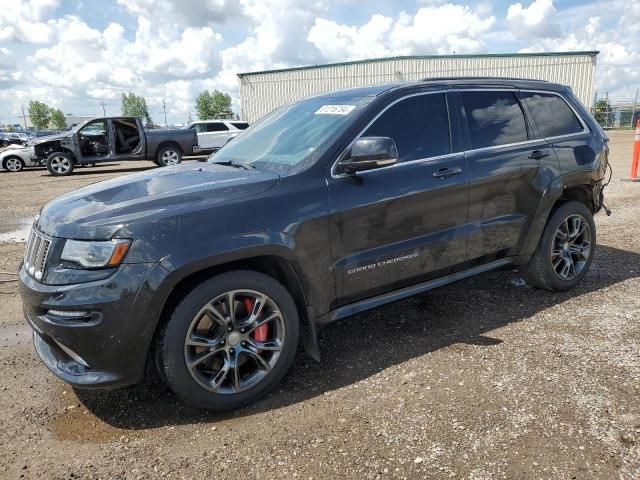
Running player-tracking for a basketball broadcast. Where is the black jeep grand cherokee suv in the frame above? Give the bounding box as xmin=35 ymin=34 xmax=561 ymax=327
xmin=20 ymin=78 xmax=609 ymax=410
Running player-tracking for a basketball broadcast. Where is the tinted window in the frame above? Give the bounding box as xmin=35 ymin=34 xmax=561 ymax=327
xmin=232 ymin=122 xmax=249 ymax=130
xmin=207 ymin=122 xmax=228 ymax=132
xmin=362 ymin=93 xmax=450 ymax=162
xmin=521 ymin=92 xmax=584 ymax=138
xmin=461 ymin=91 xmax=528 ymax=149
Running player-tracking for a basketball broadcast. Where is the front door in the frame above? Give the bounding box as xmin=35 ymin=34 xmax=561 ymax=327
xmin=328 ymin=91 xmax=469 ymax=306
xmin=75 ymin=119 xmax=111 ymax=162
xmin=458 ymin=89 xmax=559 ymax=263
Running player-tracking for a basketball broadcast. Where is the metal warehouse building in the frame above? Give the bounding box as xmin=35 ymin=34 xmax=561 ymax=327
xmin=238 ymin=51 xmax=598 ymax=122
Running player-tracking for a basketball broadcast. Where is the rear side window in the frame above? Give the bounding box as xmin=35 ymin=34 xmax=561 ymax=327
xmin=206 ymin=123 xmax=229 ymax=132
xmin=520 ymin=92 xmax=584 ymax=138
xmin=231 ymin=122 xmax=249 ymax=130
xmin=461 ymin=91 xmax=528 ymax=149
xmin=362 ymin=93 xmax=450 ymax=162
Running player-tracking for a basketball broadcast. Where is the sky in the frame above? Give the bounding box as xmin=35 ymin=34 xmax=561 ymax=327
xmin=0 ymin=0 xmax=638 ymax=126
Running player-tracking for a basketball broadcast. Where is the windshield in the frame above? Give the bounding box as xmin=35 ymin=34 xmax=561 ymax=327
xmin=208 ymin=95 xmax=372 ymax=174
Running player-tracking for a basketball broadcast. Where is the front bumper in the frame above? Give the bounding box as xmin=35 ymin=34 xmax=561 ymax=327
xmin=19 ymin=262 xmax=166 ymax=390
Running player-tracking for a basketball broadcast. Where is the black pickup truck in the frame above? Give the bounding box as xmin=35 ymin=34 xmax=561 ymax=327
xmin=19 ymin=78 xmax=609 ymax=411
xmin=29 ymin=116 xmax=198 ymax=176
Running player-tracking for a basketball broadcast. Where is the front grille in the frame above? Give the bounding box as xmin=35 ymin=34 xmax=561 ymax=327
xmin=24 ymin=228 xmax=51 ymax=281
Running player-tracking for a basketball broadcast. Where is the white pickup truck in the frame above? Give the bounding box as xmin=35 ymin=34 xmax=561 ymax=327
xmin=183 ymin=120 xmax=249 ymax=153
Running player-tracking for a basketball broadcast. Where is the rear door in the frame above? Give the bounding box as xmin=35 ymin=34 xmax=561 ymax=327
xmin=459 ymin=89 xmax=558 ymax=263
xmin=328 ymin=91 xmax=469 ymax=305
xmin=204 ymin=122 xmax=231 ymax=149
xmin=518 ymin=91 xmax=596 ymax=173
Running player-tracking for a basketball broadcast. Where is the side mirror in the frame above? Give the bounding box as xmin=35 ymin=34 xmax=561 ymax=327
xmin=339 ymin=136 xmax=398 ymax=174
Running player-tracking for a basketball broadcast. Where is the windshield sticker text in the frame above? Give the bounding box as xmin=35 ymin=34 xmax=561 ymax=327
xmin=315 ymin=105 xmax=356 ymax=115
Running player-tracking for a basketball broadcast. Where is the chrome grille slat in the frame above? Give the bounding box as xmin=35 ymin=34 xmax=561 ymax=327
xmin=23 ymin=228 xmax=51 ymax=281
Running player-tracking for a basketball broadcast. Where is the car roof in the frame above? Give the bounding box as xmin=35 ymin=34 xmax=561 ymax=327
xmin=191 ymin=120 xmax=247 ymax=123
xmin=312 ymin=77 xmax=567 ymax=100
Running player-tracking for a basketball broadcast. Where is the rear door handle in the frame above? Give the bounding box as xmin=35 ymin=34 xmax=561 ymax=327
xmin=432 ymin=167 xmax=463 ymax=179
xmin=528 ymin=150 xmax=550 ymax=160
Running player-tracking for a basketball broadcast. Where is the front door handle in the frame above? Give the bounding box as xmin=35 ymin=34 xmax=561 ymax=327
xmin=529 ymin=150 xmax=550 ymax=160
xmin=432 ymin=167 xmax=463 ymax=179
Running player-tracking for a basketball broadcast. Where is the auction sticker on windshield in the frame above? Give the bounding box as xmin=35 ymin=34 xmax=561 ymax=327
xmin=315 ymin=105 xmax=356 ymax=115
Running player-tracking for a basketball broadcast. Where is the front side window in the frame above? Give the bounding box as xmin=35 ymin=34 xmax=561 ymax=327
xmin=520 ymin=92 xmax=584 ymax=138
xmin=80 ymin=120 xmax=107 ymax=137
xmin=362 ymin=93 xmax=450 ymax=162
xmin=191 ymin=123 xmax=207 ymax=133
xmin=207 ymin=123 xmax=229 ymax=132
xmin=461 ymin=91 xmax=528 ymax=149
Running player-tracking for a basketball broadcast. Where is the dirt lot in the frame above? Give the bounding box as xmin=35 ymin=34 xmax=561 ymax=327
xmin=0 ymin=135 xmax=638 ymax=480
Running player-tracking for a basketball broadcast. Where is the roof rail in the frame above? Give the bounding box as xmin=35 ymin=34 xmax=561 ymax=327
xmin=420 ymin=76 xmax=550 ymax=82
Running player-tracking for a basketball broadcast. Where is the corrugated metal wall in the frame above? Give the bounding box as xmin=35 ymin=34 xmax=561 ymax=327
xmin=239 ymin=53 xmax=597 ymax=122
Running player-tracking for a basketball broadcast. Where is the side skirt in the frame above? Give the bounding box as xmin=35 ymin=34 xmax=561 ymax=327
xmin=317 ymin=258 xmax=512 ymax=328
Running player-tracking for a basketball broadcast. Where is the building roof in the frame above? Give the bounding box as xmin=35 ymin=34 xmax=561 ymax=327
xmin=237 ymin=51 xmax=599 ymax=78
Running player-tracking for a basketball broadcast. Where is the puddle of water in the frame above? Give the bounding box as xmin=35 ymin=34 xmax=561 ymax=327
xmin=0 ymin=324 xmax=32 ymax=347
xmin=0 ymin=218 xmax=33 ymax=244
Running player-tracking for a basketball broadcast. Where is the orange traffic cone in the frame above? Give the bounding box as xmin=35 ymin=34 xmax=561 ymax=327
xmin=631 ymin=119 xmax=640 ymax=181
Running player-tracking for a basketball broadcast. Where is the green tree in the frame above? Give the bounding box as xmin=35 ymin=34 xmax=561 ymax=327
xmin=195 ymin=89 xmax=232 ymax=120
xmin=121 ymin=92 xmax=152 ymax=123
xmin=50 ymin=108 xmax=66 ymax=130
xmin=593 ymin=99 xmax=611 ymax=127
xmin=28 ymin=100 xmax=51 ymax=130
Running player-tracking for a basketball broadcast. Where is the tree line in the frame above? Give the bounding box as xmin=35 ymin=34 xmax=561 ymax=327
xmin=25 ymin=89 xmax=234 ymax=131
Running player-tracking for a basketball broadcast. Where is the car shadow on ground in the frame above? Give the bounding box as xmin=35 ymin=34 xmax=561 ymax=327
xmin=74 ymin=244 xmax=639 ymax=429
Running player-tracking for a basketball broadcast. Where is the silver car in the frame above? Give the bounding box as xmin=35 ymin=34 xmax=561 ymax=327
xmin=0 ymin=144 xmax=35 ymax=172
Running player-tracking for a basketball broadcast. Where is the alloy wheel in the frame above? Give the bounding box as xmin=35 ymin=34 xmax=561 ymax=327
xmin=162 ymin=150 xmax=179 ymax=165
xmin=184 ymin=289 xmax=285 ymax=394
xmin=5 ymin=158 xmax=22 ymax=172
xmin=50 ymin=156 xmax=71 ymax=174
xmin=551 ymin=213 xmax=592 ymax=280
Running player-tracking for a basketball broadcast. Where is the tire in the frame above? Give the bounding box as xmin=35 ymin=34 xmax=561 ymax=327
xmin=2 ymin=156 xmax=25 ymax=172
xmin=526 ymin=200 xmax=596 ymax=291
xmin=158 ymin=270 xmax=300 ymax=410
xmin=156 ymin=145 xmax=182 ymax=167
xmin=46 ymin=152 xmax=75 ymax=176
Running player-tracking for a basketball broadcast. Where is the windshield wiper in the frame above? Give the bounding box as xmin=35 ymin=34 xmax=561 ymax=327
xmin=211 ymin=160 xmax=255 ymax=171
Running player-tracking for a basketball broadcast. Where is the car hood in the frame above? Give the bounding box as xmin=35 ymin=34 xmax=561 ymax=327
xmin=28 ymin=133 xmax=69 ymax=146
xmin=36 ymin=163 xmax=280 ymax=239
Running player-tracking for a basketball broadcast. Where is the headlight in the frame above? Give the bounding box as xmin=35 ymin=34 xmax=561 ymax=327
xmin=61 ymin=239 xmax=131 ymax=268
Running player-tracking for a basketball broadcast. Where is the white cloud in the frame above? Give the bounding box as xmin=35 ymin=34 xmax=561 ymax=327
xmin=507 ymin=0 xmax=560 ymax=39
xmin=308 ymin=4 xmax=496 ymax=62
xmin=0 ymin=0 xmax=60 ymax=43
xmin=513 ymin=1 xmax=640 ymax=99
xmin=0 ymin=0 xmax=638 ymax=125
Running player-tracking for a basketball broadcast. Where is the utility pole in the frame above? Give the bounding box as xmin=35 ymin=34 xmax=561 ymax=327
xmin=21 ymin=105 xmax=27 ymax=129
xmin=100 ymin=102 xmax=106 ymax=116
xmin=632 ymin=88 xmax=639 ymax=129
xmin=162 ymin=99 xmax=167 ymax=128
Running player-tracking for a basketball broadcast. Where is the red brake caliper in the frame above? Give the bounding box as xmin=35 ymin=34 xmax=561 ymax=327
xmin=243 ymin=298 xmax=268 ymax=352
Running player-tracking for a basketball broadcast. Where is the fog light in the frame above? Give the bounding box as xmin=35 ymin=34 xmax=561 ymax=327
xmin=47 ymin=309 xmax=89 ymax=318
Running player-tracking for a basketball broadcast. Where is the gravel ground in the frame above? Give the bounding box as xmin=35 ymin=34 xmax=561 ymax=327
xmin=0 ymin=134 xmax=638 ymax=479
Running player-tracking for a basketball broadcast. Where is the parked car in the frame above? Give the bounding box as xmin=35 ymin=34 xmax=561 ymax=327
xmin=184 ymin=119 xmax=249 ymax=153
xmin=1 ymin=117 xmax=198 ymax=175
xmin=0 ymin=133 xmax=23 ymax=148
xmin=19 ymin=78 xmax=609 ymax=410
xmin=0 ymin=144 xmax=33 ymax=172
